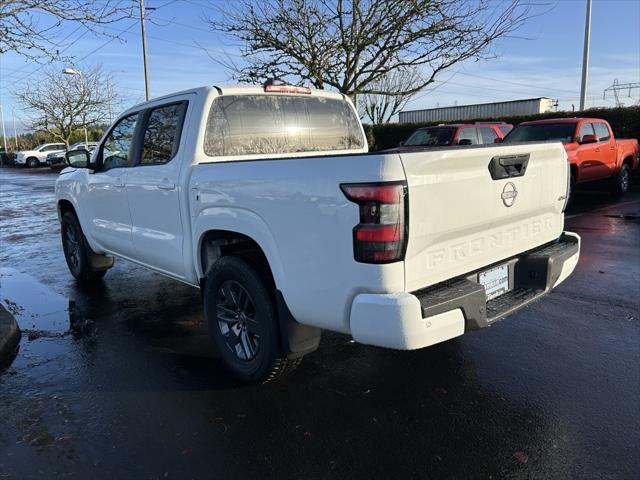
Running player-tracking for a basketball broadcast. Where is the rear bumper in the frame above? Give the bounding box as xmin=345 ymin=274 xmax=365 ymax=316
xmin=349 ymin=232 xmax=580 ymax=350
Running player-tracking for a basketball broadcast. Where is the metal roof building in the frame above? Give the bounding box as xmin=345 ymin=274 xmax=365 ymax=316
xmin=399 ymin=97 xmax=555 ymax=123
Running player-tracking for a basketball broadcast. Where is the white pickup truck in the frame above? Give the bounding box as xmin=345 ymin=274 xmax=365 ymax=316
xmin=56 ymin=84 xmax=580 ymax=383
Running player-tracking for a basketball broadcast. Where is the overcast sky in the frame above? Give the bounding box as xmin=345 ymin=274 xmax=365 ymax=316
xmin=1 ymin=0 xmax=639 ymax=131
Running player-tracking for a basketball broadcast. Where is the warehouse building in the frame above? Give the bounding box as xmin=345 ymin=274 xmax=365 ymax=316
xmin=399 ymin=97 xmax=556 ymax=123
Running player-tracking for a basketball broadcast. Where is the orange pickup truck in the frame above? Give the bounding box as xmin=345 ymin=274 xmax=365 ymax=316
xmin=503 ymin=118 xmax=639 ymax=197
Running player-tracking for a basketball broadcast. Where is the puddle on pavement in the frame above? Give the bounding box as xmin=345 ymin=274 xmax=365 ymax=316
xmin=0 ymin=268 xmax=69 ymax=336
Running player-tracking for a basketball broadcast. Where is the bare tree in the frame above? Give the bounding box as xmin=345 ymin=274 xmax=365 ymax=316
xmin=360 ymin=68 xmax=423 ymax=124
xmin=15 ymin=66 xmax=119 ymax=147
xmin=210 ymin=0 xmax=532 ymax=101
xmin=0 ymin=1 xmax=133 ymax=60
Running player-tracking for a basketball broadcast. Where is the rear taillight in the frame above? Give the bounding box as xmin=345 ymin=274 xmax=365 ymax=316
xmin=341 ymin=182 xmax=408 ymax=264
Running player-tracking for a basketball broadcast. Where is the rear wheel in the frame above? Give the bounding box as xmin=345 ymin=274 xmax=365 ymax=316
xmin=610 ymin=164 xmax=630 ymax=197
xmin=26 ymin=157 xmax=39 ymax=168
xmin=61 ymin=212 xmax=108 ymax=281
xmin=203 ymin=256 xmax=299 ymax=384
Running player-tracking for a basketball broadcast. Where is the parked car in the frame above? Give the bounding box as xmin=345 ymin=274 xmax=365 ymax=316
xmin=0 ymin=146 xmax=8 ymax=165
xmin=56 ymin=84 xmax=579 ymax=383
xmin=503 ymin=118 xmax=639 ymax=197
xmin=14 ymin=143 xmax=66 ymax=168
xmin=397 ymin=122 xmax=513 ymax=149
xmin=47 ymin=142 xmax=98 ymax=171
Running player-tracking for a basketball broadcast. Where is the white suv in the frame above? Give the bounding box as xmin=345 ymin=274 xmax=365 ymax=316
xmin=15 ymin=143 xmax=66 ymax=168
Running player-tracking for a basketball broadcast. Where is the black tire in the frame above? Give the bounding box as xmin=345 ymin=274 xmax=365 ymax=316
xmin=60 ymin=212 xmax=108 ymax=281
xmin=26 ymin=157 xmax=39 ymax=168
xmin=203 ymin=256 xmax=299 ymax=384
xmin=610 ymin=164 xmax=631 ymax=197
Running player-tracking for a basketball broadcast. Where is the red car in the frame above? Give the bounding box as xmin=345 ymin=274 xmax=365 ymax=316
xmin=398 ymin=122 xmax=513 ymax=149
xmin=503 ymin=118 xmax=639 ymax=196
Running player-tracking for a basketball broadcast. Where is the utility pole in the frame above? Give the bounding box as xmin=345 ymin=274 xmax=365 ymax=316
xmin=579 ymin=0 xmax=592 ymax=111
xmin=139 ymin=0 xmax=151 ymax=100
xmin=0 ymin=105 xmax=8 ymax=153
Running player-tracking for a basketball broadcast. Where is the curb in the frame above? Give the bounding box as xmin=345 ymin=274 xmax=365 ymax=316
xmin=0 ymin=303 xmax=21 ymax=368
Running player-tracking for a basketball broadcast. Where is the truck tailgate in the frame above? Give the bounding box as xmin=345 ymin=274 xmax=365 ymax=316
xmin=401 ymin=143 xmax=568 ymax=292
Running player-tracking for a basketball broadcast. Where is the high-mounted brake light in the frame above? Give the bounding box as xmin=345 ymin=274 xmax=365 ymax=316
xmin=341 ymin=181 xmax=408 ymax=264
xmin=264 ymin=84 xmax=311 ymax=94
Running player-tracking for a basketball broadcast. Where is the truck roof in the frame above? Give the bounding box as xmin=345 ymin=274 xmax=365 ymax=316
xmin=124 ymin=85 xmax=347 ymax=114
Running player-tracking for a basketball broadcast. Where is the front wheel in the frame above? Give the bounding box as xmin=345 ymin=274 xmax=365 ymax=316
xmin=203 ymin=256 xmax=300 ymax=384
xmin=610 ymin=164 xmax=631 ymax=197
xmin=61 ymin=212 xmax=108 ymax=281
xmin=26 ymin=157 xmax=39 ymax=168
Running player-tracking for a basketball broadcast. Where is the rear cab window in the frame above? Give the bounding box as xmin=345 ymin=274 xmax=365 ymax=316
xmin=203 ymin=94 xmax=364 ymax=157
xmin=503 ymin=123 xmax=577 ymax=143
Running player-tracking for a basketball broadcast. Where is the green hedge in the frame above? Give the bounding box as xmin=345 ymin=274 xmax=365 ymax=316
xmin=364 ymin=105 xmax=640 ymax=151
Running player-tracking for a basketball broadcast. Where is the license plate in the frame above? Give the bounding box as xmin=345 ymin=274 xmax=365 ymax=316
xmin=479 ymin=264 xmax=509 ymax=301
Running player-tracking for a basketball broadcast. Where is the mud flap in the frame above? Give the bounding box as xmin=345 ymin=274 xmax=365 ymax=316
xmin=275 ymin=290 xmax=321 ymax=359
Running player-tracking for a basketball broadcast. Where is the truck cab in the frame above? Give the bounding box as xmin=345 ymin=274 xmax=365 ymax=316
xmin=503 ymin=118 xmax=639 ymax=196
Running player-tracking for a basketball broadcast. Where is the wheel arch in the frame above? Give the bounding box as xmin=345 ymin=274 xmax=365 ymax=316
xmin=192 ymin=207 xmax=286 ymax=291
xmin=622 ymin=155 xmax=634 ymax=169
xmin=57 ymin=198 xmax=76 ymax=222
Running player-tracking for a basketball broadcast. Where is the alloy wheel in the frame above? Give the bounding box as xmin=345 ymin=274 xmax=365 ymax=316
xmin=216 ymin=280 xmax=260 ymax=361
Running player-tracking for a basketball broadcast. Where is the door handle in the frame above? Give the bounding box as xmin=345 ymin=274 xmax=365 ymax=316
xmin=158 ymin=180 xmax=176 ymax=190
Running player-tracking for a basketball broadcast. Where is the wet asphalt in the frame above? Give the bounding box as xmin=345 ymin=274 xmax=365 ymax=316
xmin=0 ymin=166 xmax=638 ymax=479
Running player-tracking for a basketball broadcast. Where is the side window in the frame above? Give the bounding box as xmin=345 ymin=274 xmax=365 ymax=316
xmin=100 ymin=113 xmax=139 ymax=171
xmin=593 ymin=123 xmax=611 ymax=142
xmin=578 ymin=123 xmax=595 ymax=140
xmin=458 ymin=128 xmax=479 ymax=145
xmin=140 ymin=102 xmax=186 ymax=165
xmin=479 ymin=126 xmax=498 ymax=144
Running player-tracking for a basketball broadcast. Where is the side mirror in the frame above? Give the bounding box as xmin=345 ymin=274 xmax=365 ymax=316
xmin=579 ymin=134 xmax=597 ymax=144
xmin=457 ymin=138 xmax=472 ymax=146
xmin=398 ymin=141 xmax=404 ymax=147
xmin=66 ymin=149 xmax=91 ymax=168
xmin=494 ymin=137 xmax=503 ymax=143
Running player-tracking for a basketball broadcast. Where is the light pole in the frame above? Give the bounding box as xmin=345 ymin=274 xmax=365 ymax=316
xmin=139 ymin=0 xmax=151 ymax=100
xmin=579 ymin=0 xmax=592 ymax=111
xmin=62 ymin=68 xmax=89 ymax=147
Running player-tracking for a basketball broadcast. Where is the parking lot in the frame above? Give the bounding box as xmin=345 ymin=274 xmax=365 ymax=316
xmin=0 ymin=166 xmax=638 ymax=479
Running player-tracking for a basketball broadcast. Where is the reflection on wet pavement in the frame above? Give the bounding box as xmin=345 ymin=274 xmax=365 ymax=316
xmin=1 ymin=268 xmax=69 ymax=335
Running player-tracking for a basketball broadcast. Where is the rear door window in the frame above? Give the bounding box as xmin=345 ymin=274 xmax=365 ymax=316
xmin=204 ymin=95 xmax=364 ymax=157
xmin=457 ymin=128 xmax=480 ymax=145
xmin=593 ymin=123 xmax=611 ymax=142
xmin=479 ymin=127 xmax=498 ymax=144
xmin=139 ymin=102 xmax=187 ymax=165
